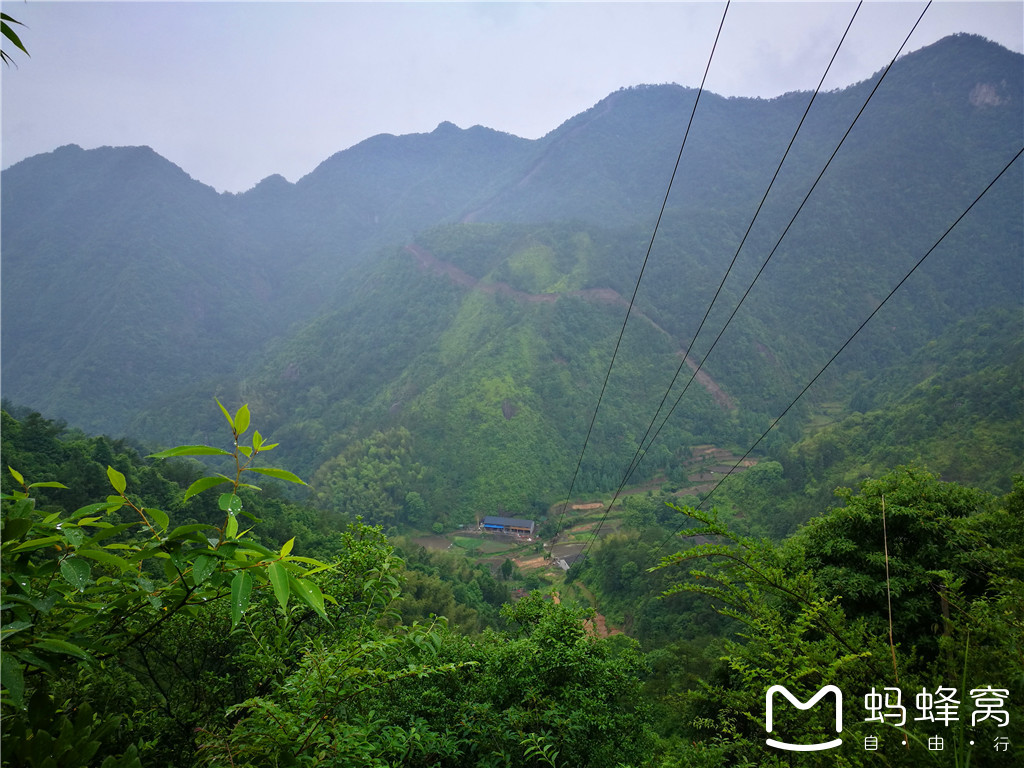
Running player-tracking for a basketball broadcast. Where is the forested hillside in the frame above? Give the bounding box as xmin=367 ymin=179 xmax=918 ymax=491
xmin=3 ymin=6 xmax=1023 ymax=764
xmin=3 ymin=405 xmax=1021 ymax=766
xmin=3 ymin=34 xmax=1021 ymax=527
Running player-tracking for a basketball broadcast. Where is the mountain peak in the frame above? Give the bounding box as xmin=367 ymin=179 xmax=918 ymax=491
xmin=245 ymin=173 xmax=293 ymax=193
xmin=433 ymin=121 xmax=462 ymax=134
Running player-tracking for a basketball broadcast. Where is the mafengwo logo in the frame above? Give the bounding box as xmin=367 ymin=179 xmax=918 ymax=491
xmin=766 ymin=685 xmax=844 ymax=752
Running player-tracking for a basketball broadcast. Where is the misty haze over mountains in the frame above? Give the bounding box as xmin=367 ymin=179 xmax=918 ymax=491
xmin=2 ymin=33 xmax=1021 ymax=520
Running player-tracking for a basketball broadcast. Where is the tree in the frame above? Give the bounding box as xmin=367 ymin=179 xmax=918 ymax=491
xmin=652 ymin=467 xmax=1024 ymax=767
xmin=377 ymin=591 xmax=656 ymax=767
xmin=1 ymin=402 xmax=333 ymax=764
xmin=793 ymin=465 xmax=995 ymax=669
xmin=500 ymin=557 xmax=515 ymax=580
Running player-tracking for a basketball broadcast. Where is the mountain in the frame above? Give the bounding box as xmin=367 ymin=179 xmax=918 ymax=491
xmin=2 ymin=34 xmax=1021 ymax=522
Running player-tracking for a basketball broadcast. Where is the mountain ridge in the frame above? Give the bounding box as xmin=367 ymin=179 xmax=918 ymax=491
xmin=2 ymin=33 xmax=1020 ymax=519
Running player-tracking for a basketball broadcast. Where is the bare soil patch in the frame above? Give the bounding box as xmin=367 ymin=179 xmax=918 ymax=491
xmin=513 ymin=555 xmax=549 ymax=570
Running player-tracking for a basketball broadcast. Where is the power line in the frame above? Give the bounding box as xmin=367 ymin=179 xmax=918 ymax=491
xmin=618 ymin=0 xmax=865 ymax=494
xmin=571 ymin=0 xmax=934 ymax=573
xmin=615 ymin=0 xmax=932 ymax=495
xmin=653 ymin=144 xmax=1023 ymax=557
xmin=552 ymin=0 xmax=732 ymax=539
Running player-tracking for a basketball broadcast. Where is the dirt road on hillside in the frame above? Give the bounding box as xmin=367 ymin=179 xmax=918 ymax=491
xmin=404 ymin=242 xmax=733 ymax=410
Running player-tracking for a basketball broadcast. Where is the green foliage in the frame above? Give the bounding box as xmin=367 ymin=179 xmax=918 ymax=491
xmin=392 ymin=537 xmax=511 ymax=631
xmin=8 ymin=38 xmax=1020 ymax=521
xmin=795 ymin=466 xmax=994 ymax=665
xmin=310 ymin=427 xmax=428 ymax=528
xmin=573 ymin=493 xmax=731 ymax=648
xmin=2 ymin=695 xmax=141 ymax=768
xmin=195 ymin=589 xmax=655 ymax=767
xmin=1 ymin=405 xmax=656 ymax=766
xmin=1 ymin=402 xmax=331 ymax=764
xmin=1 ymin=12 xmax=28 ymax=66
xmin=652 ymin=467 xmax=1024 ymax=766
xmin=372 ymin=592 xmax=655 ymax=767
xmin=194 ymin=616 xmax=470 ymax=767
xmin=787 ymin=312 xmax=1024 ymax=522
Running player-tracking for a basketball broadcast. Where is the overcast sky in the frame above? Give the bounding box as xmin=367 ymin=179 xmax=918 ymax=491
xmin=2 ymin=1 xmax=1021 ymax=193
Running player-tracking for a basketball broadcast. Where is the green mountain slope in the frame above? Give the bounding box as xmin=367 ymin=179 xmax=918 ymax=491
xmin=2 ymin=34 xmax=1021 ymax=521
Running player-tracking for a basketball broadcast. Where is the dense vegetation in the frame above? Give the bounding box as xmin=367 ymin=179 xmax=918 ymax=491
xmin=3 ymin=408 xmax=1021 ymax=766
xmin=1 ymin=407 xmax=655 ymax=767
xmin=3 ymin=35 xmax=1021 ymax=523
xmin=2 ymin=31 xmax=1021 ymax=767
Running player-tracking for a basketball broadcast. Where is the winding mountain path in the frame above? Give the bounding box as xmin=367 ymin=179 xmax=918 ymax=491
xmin=404 ymin=242 xmax=734 ymax=410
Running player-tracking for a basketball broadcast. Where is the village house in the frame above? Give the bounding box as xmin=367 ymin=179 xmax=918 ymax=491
xmin=480 ymin=516 xmax=536 ymax=538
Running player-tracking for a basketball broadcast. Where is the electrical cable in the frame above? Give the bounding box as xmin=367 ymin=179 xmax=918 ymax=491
xmin=617 ymin=0 xmax=864 ymax=495
xmin=552 ymin=0 xmax=731 ymax=540
xmin=571 ymin=1 xmax=935 ymax=572
xmin=653 ymin=144 xmax=1023 ymax=557
xmin=623 ymin=0 xmax=934 ymax=490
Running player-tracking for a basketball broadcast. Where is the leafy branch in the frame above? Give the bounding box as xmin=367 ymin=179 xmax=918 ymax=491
xmin=1 ymin=12 xmax=29 ymax=67
xmin=1 ymin=401 xmax=330 ymax=719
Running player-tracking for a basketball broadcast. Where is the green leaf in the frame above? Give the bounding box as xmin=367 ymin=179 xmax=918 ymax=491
xmin=28 ymin=481 xmax=69 ymax=490
xmin=0 ymin=653 xmax=25 ymax=707
xmin=2 ymin=517 xmax=32 ymax=542
xmin=230 ymin=570 xmax=253 ymax=629
xmin=7 ymin=497 xmax=33 ymax=517
xmin=74 ymin=548 xmax=133 ymax=573
xmin=245 ymin=466 xmax=307 ymax=485
xmin=234 ymin=404 xmax=250 ymax=436
xmin=106 ymin=466 xmax=126 ymax=495
xmin=192 ymin=554 xmax=218 ymax=585
xmin=69 ymin=501 xmax=124 ymax=519
xmin=166 ymin=523 xmax=218 ymax=542
xmin=268 ymin=562 xmax=289 ymax=612
xmin=9 ymin=535 xmax=62 ymax=553
xmin=145 ymin=507 xmax=169 ymax=532
xmin=225 ymin=513 xmax=239 ymax=541
xmin=28 ymin=596 xmax=56 ymax=614
xmin=148 ymin=445 xmax=233 ymax=459
xmin=280 ymin=537 xmax=295 ymax=558
xmin=216 ymin=398 xmax=234 ymax=429
xmin=7 ymin=466 xmax=24 ymax=486
xmin=284 ymin=556 xmax=335 ymax=576
xmin=167 ymin=544 xmax=188 ymax=573
xmin=236 ymin=540 xmax=275 ymax=558
xmin=184 ymin=475 xmax=232 ymax=500
xmin=0 ymin=621 xmax=32 ymax=640
xmin=253 ymin=430 xmax=264 ymax=452
xmin=289 ymin=576 xmax=328 ymax=621
xmin=62 ymin=527 xmax=85 ymax=547
xmin=59 ymin=558 xmax=91 ymax=592
xmin=218 ymin=493 xmax=242 ymax=515
xmin=1 ymin=15 xmax=29 ymax=57
xmin=33 ymin=638 xmax=89 ymax=660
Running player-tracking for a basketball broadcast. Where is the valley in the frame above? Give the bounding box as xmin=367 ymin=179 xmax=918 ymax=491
xmin=2 ymin=31 xmax=1022 ymax=767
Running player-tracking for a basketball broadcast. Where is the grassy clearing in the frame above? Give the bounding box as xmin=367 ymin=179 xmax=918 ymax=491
xmin=476 ymin=539 xmax=518 ymax=554
xmin=803 ymin=400 xmax=846 ymax=432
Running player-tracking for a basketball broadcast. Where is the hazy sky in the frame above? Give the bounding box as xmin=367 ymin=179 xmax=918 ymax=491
xmin=2 ymin=1 xmax=1021 ymax=193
